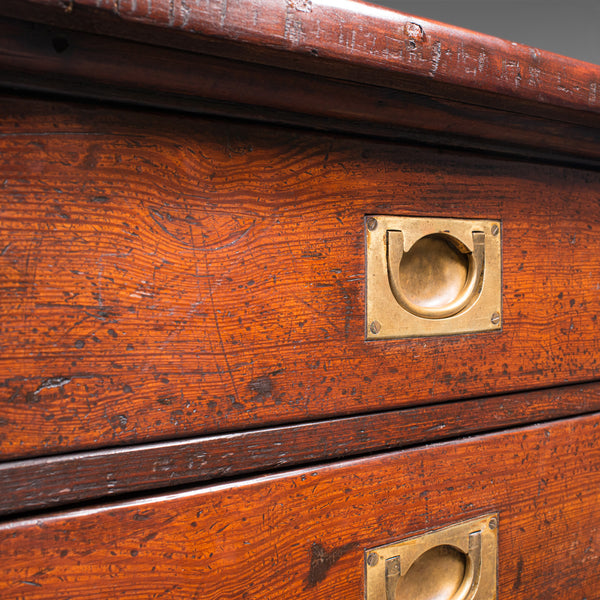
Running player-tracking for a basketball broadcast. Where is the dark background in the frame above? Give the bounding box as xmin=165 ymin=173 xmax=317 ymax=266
xmin=367 ymin=0 xmax=600 ymax=65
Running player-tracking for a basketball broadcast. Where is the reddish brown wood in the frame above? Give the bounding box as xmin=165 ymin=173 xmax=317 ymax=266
xmin=5 ymin=0 xmax=600 ymax=120
xmin=3 ymin=95 xmax=600 ymax=459
xmin=2 ymin=18 xmax=600 ymax=167
xmin=0 ymin=4 xmax=599 ymax=596
xmin=1 ymin=414 xmax=599 ymax=598
xmin=2 ymin=382 xmax=599 ymax=516
xmin=1 ymin=3 xmax=599 ymax=598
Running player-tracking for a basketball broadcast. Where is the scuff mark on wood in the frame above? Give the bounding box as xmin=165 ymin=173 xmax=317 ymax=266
xmin=26 ymin=377 xmax=72 ymax=403
xmin=288 ymin=0 xmax=312 ymax=13
xmin=405 ymin=21 xmax=424 ymax=43
xmin=249 ymin=375 xmax=273 ymax=397
xmin=430 ymin=40 xmax=441 ymax=76
xmin=305 ymin=540 xmax=355 ymax=588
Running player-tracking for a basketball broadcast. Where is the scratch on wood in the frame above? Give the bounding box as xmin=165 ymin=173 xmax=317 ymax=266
xmin=457 ymin=44 xmax=480 ymax=76
xmin=35 ymin=377 xmax=72 ymax=393
xmin=502 ymin=58 xmax=522 ymax=87
xmin=478 ymin=50 xmax=487 ymax=74
xmin=590 ymin=82 xmax=598 ymax=105
xmin=527 ymin=66 xmax=542 ymax=88
xmin=284 ymin=7 xmax=305 ymax=46
xmin=219 ymin=0 xmax=228 ymax=29
xmin=190 ymin=220 xmax=242 ymax=409
xmin=383 ymin=35 xmax=403 ymax=60
xmin=288 ymin=0 xmax=312 ymax=12
xmin=26 ymin=377 xmax=72 ymax=403
xmin=180 ymin=0 xmax=191 ymax=26
xmin=168 ymin=0 xmax=175 ymax=26
xmin=557 ymin=86 xmax=574 ymax=95
xmin=430 ymin=41 xmax=441 ymax=75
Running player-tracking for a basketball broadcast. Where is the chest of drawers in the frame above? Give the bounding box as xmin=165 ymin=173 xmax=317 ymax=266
xmin=1 ymin=1 xmax=600 ymax=598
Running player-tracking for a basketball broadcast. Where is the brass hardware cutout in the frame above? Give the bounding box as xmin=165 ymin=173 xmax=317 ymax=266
xmin=365 ymin=514 xmax=498 ymax=600
xmin=366 ymin=216 xmax=501 ymax=339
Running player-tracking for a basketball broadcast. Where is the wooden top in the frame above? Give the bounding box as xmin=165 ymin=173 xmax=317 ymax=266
xmin=2 ymin=0 xmax=600 ymax=166
xmin=7 ymin=0 xmax=600 ymax=116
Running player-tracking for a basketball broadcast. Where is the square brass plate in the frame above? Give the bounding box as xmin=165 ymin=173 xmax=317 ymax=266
xmin=365 ymin=514 xmax=498 ymax=600
xmin=366 ymin=216 xmax=501 ymax=339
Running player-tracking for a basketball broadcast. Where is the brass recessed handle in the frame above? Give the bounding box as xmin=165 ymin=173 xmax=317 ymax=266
xmin=386 ymin=230 xmax=485 ymax=319
xmin=386 ymin=533 xmax=481 ymax=600
xmin=366 ymin=216 xmax=501 ymax=339
xmin=365 ymin=514 xmax=497 ymax=600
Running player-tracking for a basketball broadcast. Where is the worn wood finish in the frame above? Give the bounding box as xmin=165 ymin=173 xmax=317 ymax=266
xmin=3 ymin=18 xmax=600 ymax=168
xmin=1 ymin=414 xmax=599 ymax=598
xmin=2 ymin=381 xmax=600 ymax=516
xmin=6 ymin=0 xmax=600 ymax=120
xmin=3 ymin=95 xmax=600 ymax=459
xmin=2 ymin=2 xmax=600 ymax=597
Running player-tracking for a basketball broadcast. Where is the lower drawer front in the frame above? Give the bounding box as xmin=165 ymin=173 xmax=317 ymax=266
xmin=2 ymin=414 xmax=600 ymax=599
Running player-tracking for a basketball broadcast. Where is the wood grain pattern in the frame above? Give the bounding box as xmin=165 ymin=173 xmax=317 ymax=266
xmin=7 ymin=0 xmax=600 ymax=119
xmin=1 ymin=7 xmax=599 ymax=599
xmin=2 ymin=382 xmax=600 ymax=516
xmin=3 ymin=95 xmax=600 ymax=459
xmin=2 ymin=18 xmax=600 ymax=168
xmin=1 ymin=414 xmax=599 ymax=598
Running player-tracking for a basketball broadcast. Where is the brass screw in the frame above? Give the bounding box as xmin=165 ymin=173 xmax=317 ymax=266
xmin=366 ymin=217 xmax=378 ymax=231
xmin=491 ymin=224 xmax=500 ymax=236
xmin=370 ymin=321 xmax=381 ymax=334
xmin=489 ymin=517 xmax=498 ymax=530
xmin=491 ymin=312 xmax=500 ymax=325
xmin=367 ymin=552 xmax=379 ymax=567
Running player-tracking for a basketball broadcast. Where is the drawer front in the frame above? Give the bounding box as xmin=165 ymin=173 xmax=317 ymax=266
xmin=3 ymin=96 xmax=600 ymax=458
xmin=2 ymin=414 xmax=600 ymax=598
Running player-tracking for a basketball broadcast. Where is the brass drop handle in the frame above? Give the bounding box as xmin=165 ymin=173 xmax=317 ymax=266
xmin=386 ymin=230 xmax=485 ymax=319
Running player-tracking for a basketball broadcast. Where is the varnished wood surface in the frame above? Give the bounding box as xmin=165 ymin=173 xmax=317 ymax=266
xmin=1 ymin=8 xmax=599 ymax=599
xmin=6 ymin=0 xmax=600 ymax=119
xmin=1 ymin=414 xmax=599 ymax=598
xmin=2 ymin=382 xmax=600 ymax=516
xmin=3 ymin=95 xmax=600 ymax=459
xmin=3 ymin=18 xmax=600 ymax=168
